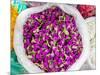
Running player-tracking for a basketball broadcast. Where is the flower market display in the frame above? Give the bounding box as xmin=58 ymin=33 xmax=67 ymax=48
xmin=11 ymin=1 xmax=96 ymax=74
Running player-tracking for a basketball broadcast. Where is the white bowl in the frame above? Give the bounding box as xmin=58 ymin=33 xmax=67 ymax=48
xmin=14 ymin=3 xmax=90 ymax=73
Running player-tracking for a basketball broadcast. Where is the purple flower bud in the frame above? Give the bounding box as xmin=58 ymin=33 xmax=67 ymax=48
xmin=23 ymin=6 xmax=83 ymax=72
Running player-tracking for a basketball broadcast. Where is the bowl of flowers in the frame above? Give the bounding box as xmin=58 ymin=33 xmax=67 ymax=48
xmin=14 ymin=3 xmax=90 ymax=73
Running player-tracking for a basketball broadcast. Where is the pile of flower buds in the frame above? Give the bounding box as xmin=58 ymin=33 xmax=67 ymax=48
xmin=77 ymin=5 xmax=96 ymax=19
xmin=23 ymin=6 xmax=83 ymax=72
